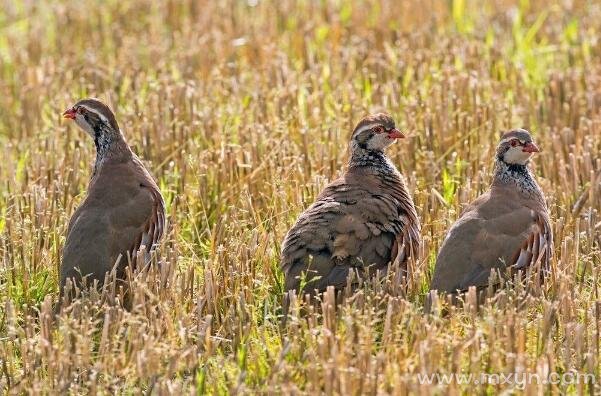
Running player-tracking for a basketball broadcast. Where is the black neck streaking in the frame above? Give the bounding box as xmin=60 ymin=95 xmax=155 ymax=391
xmin=94 ymin=125 xmax=113 ymax=159
xmin=92 ymin=124 xmax=130 ymax=173
xmin=348 ymin=143 xmax=397 ymax=175
xmin=493 ymin=159 xmax=543 ymax=201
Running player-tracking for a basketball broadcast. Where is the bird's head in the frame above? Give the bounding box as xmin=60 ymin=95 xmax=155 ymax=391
xmin=350 ymin=113 xmax=405 ymax=152
xmin=496 ymin=129 xmax=540 ymax=166
xmin=63 ymin=98 xmax=120 ymax=137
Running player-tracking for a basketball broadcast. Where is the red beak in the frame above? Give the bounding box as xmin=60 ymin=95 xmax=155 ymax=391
xmin=63 ymin=108 xmax=76 ymax=119
xmin=387 ymin=129 xmax=406 ymax=139
xmin=522 ymin=142 xmax=540 ymax=153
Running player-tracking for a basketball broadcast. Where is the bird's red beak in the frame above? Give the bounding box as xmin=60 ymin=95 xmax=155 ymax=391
xmin=387 ymin=129 xmax=406 ymax=139
xmin=522 ymin=142 xmax=540 ymax=153
xmin=63 ymin=108 xmax=77 ymax=120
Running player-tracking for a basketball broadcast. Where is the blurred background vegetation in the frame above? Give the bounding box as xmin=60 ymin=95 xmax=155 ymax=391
xmin=0 ymin=0 xmax=600 ymax=393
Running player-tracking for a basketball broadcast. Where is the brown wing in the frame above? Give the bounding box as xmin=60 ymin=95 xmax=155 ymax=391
xmin=391 ymin=202 xmax=421 ymax=272
xmin=130 ymin=184 xmax=166 ymax=259
xmin=60 ymin=157 xmax=165 ymax=290
xmin=281 ymin=173 xmax=419 ymax=293
xmin=510 ymin=211 xmax=552 ymax=275
xmin=431 ymin=192 xmax=552 ymax=293
xmin=107 ymin=158 xmax=166 ymax=267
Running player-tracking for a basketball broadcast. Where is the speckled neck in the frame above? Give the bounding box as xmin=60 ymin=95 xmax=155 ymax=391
xmin=493 ymin=160 xmax=544 ymax=202
xmin=348 ymin=143 xmax=397 ymax=175
xmin=93 ymin=124 xmax=131 ymax=173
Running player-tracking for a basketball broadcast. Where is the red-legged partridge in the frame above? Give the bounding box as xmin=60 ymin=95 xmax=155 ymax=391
xmin=430 ymin=129 xmax=552 ymax=294
xmin=281 ymin=113 xmax=421 ymax=295
xmin=60 ymin=98 xmax=165 ymax=295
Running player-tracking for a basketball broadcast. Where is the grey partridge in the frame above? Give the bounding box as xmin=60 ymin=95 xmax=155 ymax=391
xmin=430 ymin=129 xmax=552 ymax=294
xmin=281 ymin=113 xmax=421 ymax=295
xmin=60 ymin=98 xmax=165 ymax=295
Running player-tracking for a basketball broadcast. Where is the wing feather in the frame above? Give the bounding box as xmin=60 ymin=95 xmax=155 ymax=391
xmin=281 ymin=171 xmax=420 ymax=293
xmin=431 ymin=195 xmax=553 ymax=294
xmin=132 ymin=184 xmax=166 ymax=262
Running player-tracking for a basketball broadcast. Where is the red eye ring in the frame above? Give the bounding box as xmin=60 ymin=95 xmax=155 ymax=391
xmin=374 ymin=126 xmax=384 ymax=133
xmin=511 ymin=140 xmax=518 ymax=147
xmin=77 ymin=107 xmax=86 ymax=114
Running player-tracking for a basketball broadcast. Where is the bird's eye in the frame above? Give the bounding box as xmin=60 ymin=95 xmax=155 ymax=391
xmin=77 ymin=107 xmax=86 ymax=114
xmin=374 ymin=126 xmax=384 ymax=133
xmin=511 ymin=139 xmax=518 ymax=147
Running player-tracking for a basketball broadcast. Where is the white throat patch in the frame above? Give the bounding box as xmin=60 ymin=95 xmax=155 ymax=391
xmin=74 ymin=106 xmax=109 ymax=137
xmin=367 ymin=131 xmax=396 ymax=151
xmin=503 ymin=146 xmax=533 ymax=165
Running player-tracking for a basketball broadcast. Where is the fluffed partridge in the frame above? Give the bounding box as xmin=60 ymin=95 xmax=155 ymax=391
xmin=281 ymin=113 xmax=421 ymax=295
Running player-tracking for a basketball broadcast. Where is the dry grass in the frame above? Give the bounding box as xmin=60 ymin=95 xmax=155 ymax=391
xmin=0 ymin=0 xmax=600 ymax=393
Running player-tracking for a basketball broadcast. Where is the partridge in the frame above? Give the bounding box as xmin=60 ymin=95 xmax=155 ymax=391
xmin=430 ymin=129 xmax=552 ymax=294
xmin=281 ymin=113 xmax=421 ymax=295
xmin=60 ymin=98 xmax=165 ymax=295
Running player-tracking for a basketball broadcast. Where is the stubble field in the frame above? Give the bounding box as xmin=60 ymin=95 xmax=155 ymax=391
xmin=0 ymin=0 xmax=600 ymax=393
